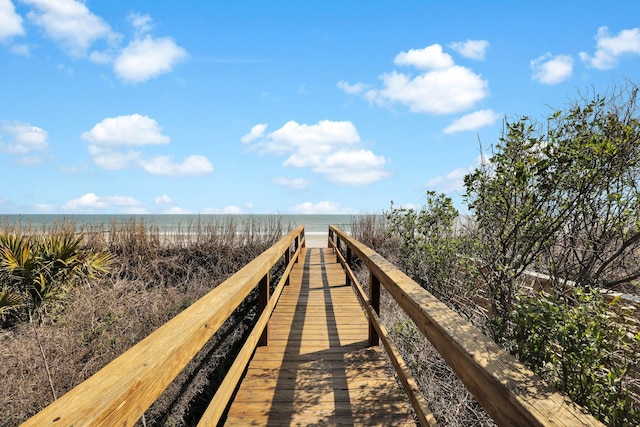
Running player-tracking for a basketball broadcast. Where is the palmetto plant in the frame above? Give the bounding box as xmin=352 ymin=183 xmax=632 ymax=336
xmin=0 ymin=286 xmax=21 ymax=317
xmin=0 ymin=232 xmax=112 ymax=323
xmin=0 ymin=232 xmax=112 ymax=400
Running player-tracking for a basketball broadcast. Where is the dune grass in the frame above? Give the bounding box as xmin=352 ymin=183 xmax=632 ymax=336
xmin=1 ymin=217 xmax=284 ymax=426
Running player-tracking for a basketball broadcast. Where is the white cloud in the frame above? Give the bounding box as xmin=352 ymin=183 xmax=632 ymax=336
xmin=366 ymin=66 xmax=488 ymax=115
xmin=443 ymin=109 xmax=500 ymax=134
xmin=62 ymin=193 xmax=107 ymax=211
xmin=273 ymin=176 xmax=312 ymax=190
xmin=87 ymin=146 xmax=140 ymax=170
xmin=449 ymin=40 xmax=489 ymax=60
xmin=243 ymin=120 xmax=388 ymax=186
xmin=266 ymin=120 xmax=360 ymax=152
xmin=425 ymin=167 xmax=469 ymax=193
xmin=337 ymin=80 xmax=368 ymax=95
xmin=88 ymin=50 xmax=112 ymax=64
xmin=394 ymin=44 xmax=454 ymax=70
xmin=114 ymin=35 xmax=187 ymax=83
xmin=63 ymin=192 xmax=145 ymax=213
xmin=0 ymin=0 xmax=24 ymax=40
xmin=82 ymin=114 xmax=212 ymax=176
xmin=222 ymin=205 xmax=242 ymax=214
xmin=155 ymin=194 xmax=173 ymax=205
xmin=241 ymin=123 xmax=267 ymax=143
xmin=103 ymin=195 xmax=144 ymax=207
xmin=138 ymin=155 xmax=213 ymax=176
xmin=344 ymin=43 xmax=489 ymax=115
xmin=0 ymin=121 xmax=49 ymax=154
xmin=426 ymin=155 xmax=486 ymax=194
xmin=128 ymin=12 xmax=153 ymax=37
xmin=531 ymin=53 xmax=574 ymax=84
xmin=580 ymin=26 xmax=640 ymax=70
xmin=307 ymin=149 xmax=388 ymax=186
xmin=34 ymin=203 xmax=56 ymax=213
xmin=289 ymin=201 xmax=358 ymax=215
xmin=81 ymin=114 xmax=170 ymax=147
xmin=165 ymin=206 xmax=190 ymax=214
xmin=22 ymin=0 xmax=119 ymax=57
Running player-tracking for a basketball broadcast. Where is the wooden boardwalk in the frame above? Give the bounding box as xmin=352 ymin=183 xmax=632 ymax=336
xmin=224 ymin=247 xmax=415 ymax=426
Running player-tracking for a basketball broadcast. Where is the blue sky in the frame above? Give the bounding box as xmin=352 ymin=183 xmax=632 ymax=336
xmin=1 ymin=0 xmax=639 ymax=215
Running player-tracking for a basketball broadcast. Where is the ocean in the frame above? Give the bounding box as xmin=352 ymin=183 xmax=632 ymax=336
xmin=0 ymin=214 xmax=360 ymax=236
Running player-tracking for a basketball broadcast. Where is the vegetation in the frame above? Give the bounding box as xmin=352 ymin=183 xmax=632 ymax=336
xmin=463 ymin=83 xmax=640 ymax=424
xmin=352 ymin=82 xmax=640 ymax=426
xmin=464 ymin=83 xmax=640 ymax=332
xmin=0 ymin=233 xmax=112 ymax=324
xmin=507 ymin=287 xmax=639 ymax=425
xmin=351 ymin=214 xmax=494 ymax=427
xmin=1 ymin=218 xmax=283 ymax=426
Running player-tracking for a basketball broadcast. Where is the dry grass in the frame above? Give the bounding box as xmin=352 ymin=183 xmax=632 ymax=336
xmin=1 ymin=216 xmax=284 ymax=426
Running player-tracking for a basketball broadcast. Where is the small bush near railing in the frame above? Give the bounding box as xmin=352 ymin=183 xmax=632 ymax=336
xmin=507 ymin=287 xmax=640 ymax=426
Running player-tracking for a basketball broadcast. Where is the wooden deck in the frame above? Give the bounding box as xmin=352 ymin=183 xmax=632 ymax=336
xmin=224 ymin=247 xmax=415 ymax=426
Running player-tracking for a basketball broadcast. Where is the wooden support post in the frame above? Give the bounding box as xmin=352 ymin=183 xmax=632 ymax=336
xmin=284 ymin=249 xmax=290 ymax=287
xmin=294 ymin=236 xmax=299 ymax=262
xmin=258 ymin=273 xmax=270 ymax=346
xmin=345 ymin=246 xmax=352 ymax=286
xmin=369 ymin=272 xmax=380 ymax=346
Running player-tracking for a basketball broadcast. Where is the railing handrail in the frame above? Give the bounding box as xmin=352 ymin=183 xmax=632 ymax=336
xmin=23 ymin=225 xmax=305 ymax=427
xmin=329 ymin=225 xmax=604 ymax=427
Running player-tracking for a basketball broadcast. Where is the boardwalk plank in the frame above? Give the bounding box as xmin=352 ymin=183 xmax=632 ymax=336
xmin=224 ymin=248 xmax=415 ymax=426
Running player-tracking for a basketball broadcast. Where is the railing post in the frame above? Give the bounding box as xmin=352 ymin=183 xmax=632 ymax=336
xmin=258 ymin=272 xmax=270 ymax=346
xmin=345 ymin=246 xmax=352 ymax=286
xmin=285 ymin=247 xmax=291 ymax=287
xmin=369 ymin=271 xmax=380 ymax=346
xmin=294 ymin=235 xmax=299 ymax=262
xmin=328 ymin=229 xmax=333 ymax=249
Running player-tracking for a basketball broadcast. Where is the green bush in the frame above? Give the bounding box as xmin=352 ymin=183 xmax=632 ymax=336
xmin=0 ymin=233 xmax=112 ymax=323
xmin=387 ymin=192 xmax=460 ymax=290
xmin=507 ymin=287 xmax=639 ymax=425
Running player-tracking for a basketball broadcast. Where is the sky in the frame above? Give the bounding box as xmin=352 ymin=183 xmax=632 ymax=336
xmin=1 ymin=0 xmax=639 ymax=215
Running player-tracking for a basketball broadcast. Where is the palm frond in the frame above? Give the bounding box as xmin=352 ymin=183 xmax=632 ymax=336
xmin=0 ymin=288 xmax=22 ymax=317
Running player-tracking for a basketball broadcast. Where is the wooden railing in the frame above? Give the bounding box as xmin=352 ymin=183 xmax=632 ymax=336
xmin=329 ymin=225 xmax=604 ymax=427
xmin=23 ymin=226 xmax=305 ymax=427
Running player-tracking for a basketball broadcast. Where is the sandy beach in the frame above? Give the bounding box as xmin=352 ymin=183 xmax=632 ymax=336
xmin=305 ymin=233 xmax=329 ymax=248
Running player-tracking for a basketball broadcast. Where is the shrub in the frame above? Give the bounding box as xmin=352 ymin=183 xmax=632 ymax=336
xmin=507 ymin=287 xmax=640 ymax=425
xmin=0 ymin=233 xmax=112 ymax=323
xmin=464 ymin=82 xmax=640 ymax=338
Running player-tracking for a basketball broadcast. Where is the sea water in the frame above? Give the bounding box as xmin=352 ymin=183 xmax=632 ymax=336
xmin=0 ymin=214 xmax=359 ymax=236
